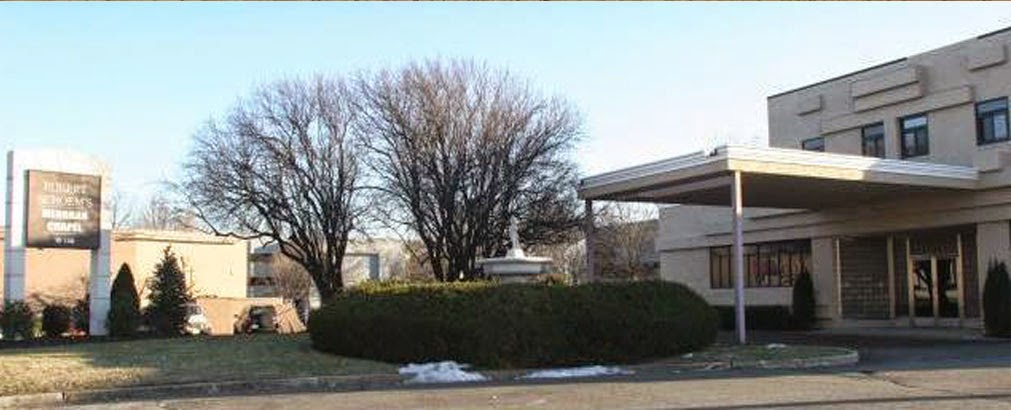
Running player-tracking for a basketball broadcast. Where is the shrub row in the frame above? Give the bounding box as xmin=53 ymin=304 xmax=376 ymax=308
xmin=309 ymin=281 xmax=719 ymax=369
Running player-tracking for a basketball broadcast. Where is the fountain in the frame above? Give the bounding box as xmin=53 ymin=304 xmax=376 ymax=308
xmin=476 ymin=217 xmax=553 ymax=283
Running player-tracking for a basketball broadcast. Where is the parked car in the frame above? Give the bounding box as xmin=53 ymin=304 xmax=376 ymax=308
xmin=184 ymin=303 xmax=211 ymax=335
xmin=233 ymin=305 xmax=278 ymax=334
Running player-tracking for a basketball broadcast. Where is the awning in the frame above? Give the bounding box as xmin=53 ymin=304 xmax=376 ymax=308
xmin=578 ymin=145 xmax=980 ymax=209
xmin=577 ymin=145 xmax=981 ymax=345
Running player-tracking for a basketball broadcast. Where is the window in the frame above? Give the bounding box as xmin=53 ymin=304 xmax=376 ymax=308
xmin=710 ymin=240 xmax=811 ymax=289
xmin=900 ymin=114 xmax=929 ymax=158
xmin=976 ymin=97 xmax=1009 ymax=145
xmin=861 ymin=123 xmax=886 ymax=158
xmin=801 ymin=137 xmax=825 ymax=152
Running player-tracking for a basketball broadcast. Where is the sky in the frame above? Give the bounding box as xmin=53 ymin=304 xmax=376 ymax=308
xmin=2 ymin=2 xmax=1010 ymax=215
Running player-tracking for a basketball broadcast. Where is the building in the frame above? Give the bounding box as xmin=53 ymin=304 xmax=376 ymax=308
xmin=579 ymin=28 xmax=1011 ymax=330
xmin=248 ymin=238 xmax=409 ymax=304
xmin=0 ymin=228 xmax=249 ymax=307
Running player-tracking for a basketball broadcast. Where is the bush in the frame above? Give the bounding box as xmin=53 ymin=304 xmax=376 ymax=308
xmin=983 ymin=261 xmax=1010 ymax=338
xmin=72 ymin=295 xmax=90 ymax=335
xmin=715 ymin=305 xmax=795 ymax=331
xmin=791 ymin=271 xmax=816 ymax=330
xmin=108 ymin=263 xmax=142 ymax=337
xmin=309 ymin=281 xmax=718 ymax=368
xmin=145 ymin=247 xmax=193 ymax=336
xmin=41 ymin=305 xmax=72 ymax=338
xmin=1 ymin=301 xmax=35 ymax=340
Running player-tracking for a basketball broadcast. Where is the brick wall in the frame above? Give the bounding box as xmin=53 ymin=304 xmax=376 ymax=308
xmin=840 ymin=236 xmax=890 ymax=319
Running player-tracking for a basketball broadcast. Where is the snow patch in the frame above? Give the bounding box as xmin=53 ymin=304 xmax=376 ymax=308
xmin=399 ymin=361 xmax=488 ymax=384
xmin=519 ymin=365 xmax=633 ymax=379
xmin=765 ymin=343 xmax=788 ymax=349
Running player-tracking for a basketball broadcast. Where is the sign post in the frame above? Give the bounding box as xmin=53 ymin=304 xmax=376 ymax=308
xmin=4 ymin=150 xmax=112 ymax=336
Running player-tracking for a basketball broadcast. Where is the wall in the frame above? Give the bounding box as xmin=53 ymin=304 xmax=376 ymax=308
xmin=248 ymin=238 xmax=410 ymax=299
xmin=839 ymin=236 xmax=890 ymax=319
xmin=1 ymin=229 xmax=249 ymax=307
xmin=659 ymin=247 xmax=792 ymax=308
xmin=116 ymin=232 xmax=249 ymax=304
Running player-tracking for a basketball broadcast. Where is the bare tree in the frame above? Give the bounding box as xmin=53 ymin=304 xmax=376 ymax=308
xmin=107 ymin=189 xmax=134 ymax=230
xmin=358 ymin=59 xmax=582 ymax=282
xmin=595 ymin=203 xmax=659 ymax=281
xmin=271 ymin=255 xmax=314 ymax=303
xmin=181 ymin=76 xmax=366 ymax=304
xmin=137 ymin=193 xmax=192 ymax=230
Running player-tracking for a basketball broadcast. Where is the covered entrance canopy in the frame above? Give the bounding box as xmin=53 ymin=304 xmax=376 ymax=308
xmin=577 ymin=145 xmax=980 ymax=343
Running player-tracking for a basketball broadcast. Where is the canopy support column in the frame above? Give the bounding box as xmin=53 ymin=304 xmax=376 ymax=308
xmin=731 ymin=171 xmax=747 ymax=344
xmin=584 ymin=199 xmax=596 ymax=283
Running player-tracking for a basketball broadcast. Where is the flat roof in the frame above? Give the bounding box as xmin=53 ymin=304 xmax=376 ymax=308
xmin=578 ymin=146 xmax=980 ymax=209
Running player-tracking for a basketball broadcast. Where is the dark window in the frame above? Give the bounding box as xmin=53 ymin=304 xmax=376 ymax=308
xmin=900 ymin=114 xmax=929 ymax=158
xmin=861 ymin=123 xmax=886 ymax=158
xmin=801 ymin=137 xmax=825 ymax=152
xmin=976 ymin=97 xmax=1009 ymax=145
xmin=710 ymin=240 xmax=811 ymax=289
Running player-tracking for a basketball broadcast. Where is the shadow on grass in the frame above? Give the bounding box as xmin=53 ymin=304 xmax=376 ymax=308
xmin=0 ymin=333 xmax=395 ymax=397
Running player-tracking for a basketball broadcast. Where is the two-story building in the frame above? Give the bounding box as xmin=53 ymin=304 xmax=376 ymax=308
xmin=579 ymin=28 xmax=1011 ymax=330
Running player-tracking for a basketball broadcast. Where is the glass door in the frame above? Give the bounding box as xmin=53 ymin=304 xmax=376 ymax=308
xmin=937 ymin=258 xmax=959 ymax=319
xmin=910 ymin=256 xmax=960 ymax=325
xmin=911 ymin=259 xmax=934 ymax=319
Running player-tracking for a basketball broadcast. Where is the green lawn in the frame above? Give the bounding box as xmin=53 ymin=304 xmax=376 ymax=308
xmin=0 ymin=334 xmax=396 ymax=396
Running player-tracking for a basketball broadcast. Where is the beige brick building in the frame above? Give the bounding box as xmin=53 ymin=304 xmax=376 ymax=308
xmin=579 ymin=28 xmax=1011 ymax=330
xmin=0 ymin=228 xmax=249 ymax=307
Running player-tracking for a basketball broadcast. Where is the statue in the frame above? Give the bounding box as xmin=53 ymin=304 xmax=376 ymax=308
xmin=477 ymin=214 xmax=552 ymax=283
xmin=509 ymin=216 xmax=521 ymax=251
xmin=506 ymin=216 xmax=525 ymax=258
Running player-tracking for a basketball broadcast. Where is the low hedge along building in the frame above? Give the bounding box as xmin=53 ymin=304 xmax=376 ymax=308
xmin=308 ymin=281 xmax=718 ymax=368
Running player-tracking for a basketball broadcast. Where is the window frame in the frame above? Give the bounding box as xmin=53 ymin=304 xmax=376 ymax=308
xmin=709 ymin=240 xmax=811 ymax=289
xmin=899 ymin=113 xmax=929 ymax=158
xmin=861 ymin=122 xmax=886 ymax=158
xmin=975 ymin=97 xmax=1010 ymax=146
xmin=801 ymin=137 xmax=825 ymax=152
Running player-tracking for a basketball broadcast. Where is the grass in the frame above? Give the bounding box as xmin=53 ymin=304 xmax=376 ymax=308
xmin=680 ymin=343 xmax=852 ymax=364
xmin=0 ymin=334 xmax=396 ymax=397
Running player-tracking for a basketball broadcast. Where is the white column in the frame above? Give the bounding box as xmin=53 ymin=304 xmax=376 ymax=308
xmin=3 ymin=151 xmax=27 ymax=303
xmin=731 ymin=171 xmax=746 ymax=345
xmin=887 ymin=236 xmax=896 ymax=320
xmin=906 ymin=238 xmax=915 ymax=327
xmin=956 ymin=233 xmax=965 ymax=327
xmin=89 ymin=176 xmax=112 ymax=336
xmin=583 ymin=199 xmax=596 ymax=284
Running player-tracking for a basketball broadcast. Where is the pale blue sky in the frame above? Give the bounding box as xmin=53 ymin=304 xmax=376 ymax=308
xmin=2 ymin=2 xmax=1009 ymax=213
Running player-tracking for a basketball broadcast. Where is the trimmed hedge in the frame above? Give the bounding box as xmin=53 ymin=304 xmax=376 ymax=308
xmin=309 ymin=281 xmax=718 ymax=368
xmin=42 ymin=305 xmax=72 ymax=338
xmin=791 ymin=271 xmax=816 ymax=330
xmin=983 ymin=261 xmax=1010 ymax=338
xmin=1 ymin=301 xmax=34 ymax=340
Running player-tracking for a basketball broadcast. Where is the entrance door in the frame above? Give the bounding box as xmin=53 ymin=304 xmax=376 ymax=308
xmin=910 ymin=256 xmax=960 ymax=326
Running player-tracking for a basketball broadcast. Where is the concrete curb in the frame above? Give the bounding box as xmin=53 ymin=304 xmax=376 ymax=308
xmin=729 ymin=350 xmax=859 ymax=369
xmin=0 ymin=348 xmax=859 ymax=408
